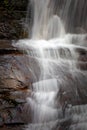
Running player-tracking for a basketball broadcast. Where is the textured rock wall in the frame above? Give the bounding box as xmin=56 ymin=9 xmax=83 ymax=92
xmin=0 ymin=0 xmax=28 ymax=39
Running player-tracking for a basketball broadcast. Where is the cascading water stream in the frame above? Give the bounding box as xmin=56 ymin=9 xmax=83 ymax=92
xmin=13 ymin=0 xmax=87 ymax=130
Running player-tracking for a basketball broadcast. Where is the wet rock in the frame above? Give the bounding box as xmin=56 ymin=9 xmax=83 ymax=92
xmin=77 ymin=62 xmax=87 ymax=70
xmin=10 ymin=90 xmax=32 ymax=100
xmin=0 ymin=116 xmax=4 ymax=127
xmin=53 ymin=118 xmax=72 ymax=130
xmin=0 ymin=126 xmax=23 ymax=130
xmin=0 ymin=21 xmax=26 ymax=39
xmin=0 ymin=99 xmax=30 ymax=127
xmin=0 ymin=41 xmax=41 ymax=128
xmin=0 ymin=40 xmax=87 ymax=130
xmin=74 ymin=27 xmax=87 ymax=34
xmin=0 ymin=54 xmax=33 ymax=89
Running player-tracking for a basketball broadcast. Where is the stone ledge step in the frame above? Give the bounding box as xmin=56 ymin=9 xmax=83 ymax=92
xmin=0 ymin=40 xmax=23 ymax=55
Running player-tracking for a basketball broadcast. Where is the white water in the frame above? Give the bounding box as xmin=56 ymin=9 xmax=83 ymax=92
xmin=13 ymin=0 xmax=87 ymax=130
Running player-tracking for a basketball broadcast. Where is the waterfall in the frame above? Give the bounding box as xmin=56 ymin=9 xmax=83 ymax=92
xmin=13 ymin=0 xmax=87 ymax=130
xmin=30 ymin=0 xmax=65 ymax=39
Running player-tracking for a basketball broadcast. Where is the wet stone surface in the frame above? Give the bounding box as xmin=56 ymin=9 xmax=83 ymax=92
xmin=0 ymin=41 xmax=87 ymax=130
xmin=0 ymin=43 xmax=35 ymax=129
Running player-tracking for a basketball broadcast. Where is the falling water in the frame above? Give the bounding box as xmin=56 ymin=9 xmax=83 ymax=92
xmin=30 ymin=0 xmax=65 ymax=39
xmin=13 ymin=0 xmax=87 ymax=130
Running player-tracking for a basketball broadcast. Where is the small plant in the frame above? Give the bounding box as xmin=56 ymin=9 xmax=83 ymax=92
xmin=4 ymin=0 xmax=9 ymax=7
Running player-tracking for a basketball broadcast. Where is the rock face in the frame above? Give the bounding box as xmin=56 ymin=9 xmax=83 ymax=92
xmin=0 ymin=0 xmax=28 ymax=39
xmin=0 ymin=40 xmax=44 ymax=128
xmin=0 ymin=41 xmax=33 ymax=128
xmin=0 ymin=40 xmax=87 ymax=130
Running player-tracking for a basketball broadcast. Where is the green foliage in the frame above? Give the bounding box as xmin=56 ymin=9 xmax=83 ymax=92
xmin=4 ymin=0 xmax=9 ymax=7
